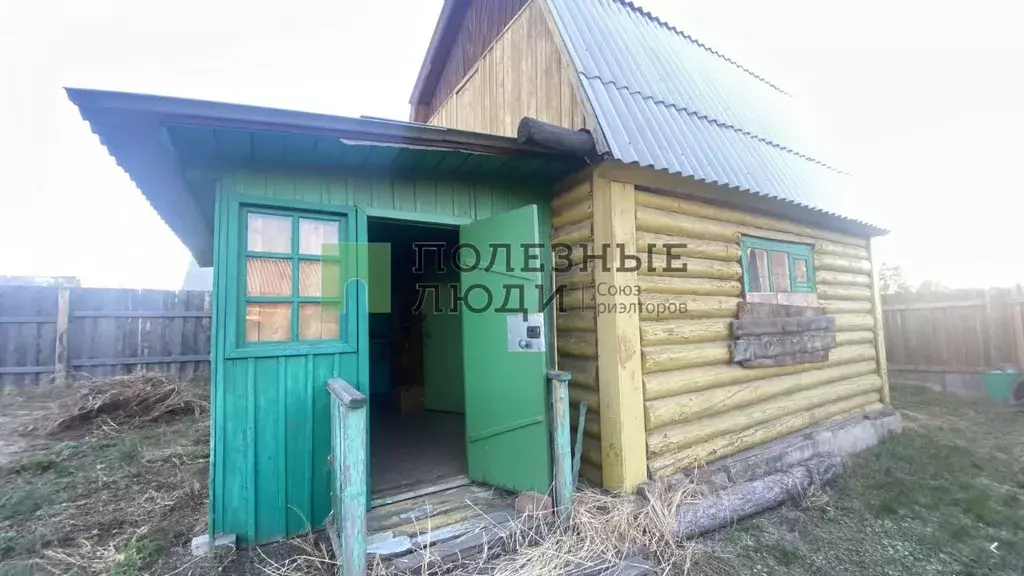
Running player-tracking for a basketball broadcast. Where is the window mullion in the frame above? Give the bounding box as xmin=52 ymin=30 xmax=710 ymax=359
xmin=291 ymin=216 xmax=300 ymax=342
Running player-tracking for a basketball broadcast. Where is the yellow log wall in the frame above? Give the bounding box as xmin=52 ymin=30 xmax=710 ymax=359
xmin=629 ymin=188 xmax=886 ymax=480
xmin=551 ymin=179 xmax=603 ymax=486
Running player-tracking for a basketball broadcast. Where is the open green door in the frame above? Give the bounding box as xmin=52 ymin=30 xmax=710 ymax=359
xmin=460 ymin=204 xmax=552 ymax=493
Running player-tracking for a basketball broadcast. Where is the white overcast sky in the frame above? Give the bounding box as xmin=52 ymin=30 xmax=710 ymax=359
xmin=1 ymin=0 xmax=1022 ymax=289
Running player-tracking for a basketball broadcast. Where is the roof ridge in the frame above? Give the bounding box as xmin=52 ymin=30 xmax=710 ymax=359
xmin=609 ymin=0 xmax=790 ymax=96
xmin=583 ymin=75 xmax=845 ymax=175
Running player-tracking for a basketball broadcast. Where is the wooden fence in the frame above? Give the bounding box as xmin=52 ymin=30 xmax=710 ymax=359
xmin=881 ymin=286 xmax=1024 ymax=374
xmin=0 ymin=286 xmax=212 ymax=388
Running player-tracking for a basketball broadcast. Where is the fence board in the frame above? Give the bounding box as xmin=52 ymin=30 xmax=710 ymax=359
xmin=0 ymin=286 xmax=212 ymax=388
xmin=883 ymin=286 xmax=1024 ymax=374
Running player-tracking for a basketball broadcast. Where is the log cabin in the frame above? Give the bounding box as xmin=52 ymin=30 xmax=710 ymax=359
xmin=410 ymin=0 xmax=889 ymax=492
xmin=65 ymin=0 xmax=889 ymax=567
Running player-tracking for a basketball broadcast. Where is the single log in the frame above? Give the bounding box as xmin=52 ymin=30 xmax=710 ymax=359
xmin=639 ymin=253 xmax=743 ymax=280
xmin=552 ymin=198 xmax=593 ymax=229
xmin=551 ymin=219 xmax=593 ymax=246
xmin=561 ymin=286 xmax=597 ymax=310
xmin=643 ymin=342 xmax=732 ymax=374
xmin=732 ymin=315 xmax=836 ymax=337
xmin=570 ymin=385 xmax=600 ymax=414
xmin=555 ymin=309 xmax=597 ymax=333
xmin=816 ymin=269 xmax=872 ymax=287
xmin=674 ymin=454 xmax=843 ymax=539
xmin=638 ymin=276 xmax=742 ymax=297
xmin=835 ymin=330 xmax=874 ymax=346
xmin=635 ymin=231 xmax=741 ymax=262
xmin=816 ymin=284 xmax=873 ymax=301
xmin=833 ymin=313 xmax=874 ymax=331
xmin=557 ymin=331 xmax=598 ymax=358
xmin=650 ymin=394 xmax=877 ymax=477
xmin=738 ymin=301 xmax=824 ymax=320
xmin=821 ymin=299 xmax=873 ymax=314
xmin=742 ymin=350 xmax=830 ymax=368
xmin=560 ymin=356 xmax=598 ymax=389
xmin=555 ymin=266 xmax=595 ymax=291
xmin=647 ymin=375 xmax=883 ymax=454
xmin=634 ymin=190 xmax=867 ymax=247
xmin=638 ymin=294 xmax=741 ymax=321
xmin=640 ymin=318 xmax=733 ymax=346
xmin=732 ymin=332 xmax=837 ymax=363
xmin=518 ymin=117 xmax=597 ymax=157
xmin=551 ymin=180 xmax=592 ymax=213
xmin=815 ymin=254 xmax=872 ymax=274
xmin=643 ymin=344 xmax=876 ymax=400
xmin=644 ymin=364 xmax=880 ymax=429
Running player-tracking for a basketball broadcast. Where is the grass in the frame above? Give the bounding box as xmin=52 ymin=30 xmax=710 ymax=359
xmin=2 ymin=376 xmax=1021 ymax=575
xmin=694 ymin=383 xmax=1024 ymax=576
xmin=0 ymin=375 xmax=209 ymax=576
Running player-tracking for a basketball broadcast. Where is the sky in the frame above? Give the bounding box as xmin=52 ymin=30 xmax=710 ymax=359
xmin=1 ymin=0 xmax=1022 ymax=289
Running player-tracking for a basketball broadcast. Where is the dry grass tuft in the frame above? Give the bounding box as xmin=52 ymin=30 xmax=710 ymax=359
xmin=474 ymin=484 xmax=702 ymax=576
xmin=46 ymin=372 xmax=209 ymax=435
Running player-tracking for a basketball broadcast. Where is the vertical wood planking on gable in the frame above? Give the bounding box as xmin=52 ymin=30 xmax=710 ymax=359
xmin=428 ymin=1 xmax=590 ymax=138
xmin=423 ymin=0 xmax=529 ymax=120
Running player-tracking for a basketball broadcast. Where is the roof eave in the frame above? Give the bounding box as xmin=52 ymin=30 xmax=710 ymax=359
xmin=408 ymin=0 xmax=471 ymax=112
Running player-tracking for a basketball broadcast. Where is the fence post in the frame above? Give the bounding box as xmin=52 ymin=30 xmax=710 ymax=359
xmin=327 ymin=378 xmax=367 ymax=576
xmin=54 ymin=286 xmax=70 ymax=385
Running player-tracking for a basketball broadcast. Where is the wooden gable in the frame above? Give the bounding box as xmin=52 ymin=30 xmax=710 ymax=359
xmin=414 ymin=0 xmax=593 ymax=138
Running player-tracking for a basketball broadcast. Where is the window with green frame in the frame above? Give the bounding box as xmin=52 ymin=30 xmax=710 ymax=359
xmin=740 ymin=236 xmax=815 ymax=294
xmin=242 ymin=209 xmax=346 ymax=344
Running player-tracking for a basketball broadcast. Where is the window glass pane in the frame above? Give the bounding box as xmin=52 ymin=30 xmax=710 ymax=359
xmin=747 ymin=248 xmax=771 ymax=292
xmin=299 ymin=260 xmax=323 ymax=297
xmin=794 ymin=259 xmax=809 ymax=283
xmin=247 ymin=213 xmax=292 ymax=253
xmin=245 ymin=303 xmax=291 ymax=342
xmin=247 ymin=257 xmax=293 ymax=296
xmin=770 ymin=251 xmax=791 ymax=292
xmin=299 ymin=303 xmax=340 ymax=340
xmin=299 ymin=219 xmax=340 ymax=255
xmin=299 ymin=260 xmax=342 ymax=298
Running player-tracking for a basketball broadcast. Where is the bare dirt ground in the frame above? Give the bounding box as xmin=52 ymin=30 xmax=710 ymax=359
xmin=2 ymin=378 xmax=1022 ymax=575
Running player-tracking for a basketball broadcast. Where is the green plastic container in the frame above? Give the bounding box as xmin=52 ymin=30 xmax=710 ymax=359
xmin=984 ymin=371 xmax=1022 ymax=404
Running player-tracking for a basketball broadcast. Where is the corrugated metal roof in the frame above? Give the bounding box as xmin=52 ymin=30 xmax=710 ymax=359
xmin=547 ymin=0 xmax=881 ymax=229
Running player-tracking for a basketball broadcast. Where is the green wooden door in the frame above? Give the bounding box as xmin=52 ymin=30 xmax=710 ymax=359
xmin=460 ymin=205 xmax=552 ymax=493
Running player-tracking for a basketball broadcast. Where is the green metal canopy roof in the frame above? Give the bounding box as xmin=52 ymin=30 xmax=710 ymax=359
xmin=66 ymin=88 xmax=587 ymax=266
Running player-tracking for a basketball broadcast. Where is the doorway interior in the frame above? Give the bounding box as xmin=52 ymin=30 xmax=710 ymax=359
xmin=366 ymin=218 xmax=467 ymax=501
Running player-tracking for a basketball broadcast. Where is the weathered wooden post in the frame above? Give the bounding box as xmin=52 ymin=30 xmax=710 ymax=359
xmin=327 ymin=378 xmax=368 ymax=576
xmin=548 ymin=370 xmax=573 ymax=520
xmin=572 ymin=401 xmax=588 ymax=487
xmin=54 ymin=285 xmax=70 ymax=385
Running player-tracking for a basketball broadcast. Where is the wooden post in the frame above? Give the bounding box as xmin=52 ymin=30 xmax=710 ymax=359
xmin=592 ymin=177 xmax=647 ymax=492
xmin=572 ymin=401 xmax=588 ymax=487
xmin=327 ymin=379 xmax=367 ymax=576
xmin=54 ymin=286 xmax=70 ymax=386
xmin=868 ymin=238 xmax=890 ymax=404
xmin=548 ymin=370 xmax=573 ymax=520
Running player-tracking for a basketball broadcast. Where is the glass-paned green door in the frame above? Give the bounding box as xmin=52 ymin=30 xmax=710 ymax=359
xmin=459 ymin=205 xmax=552 ymax=493
xmin=213 ymin=198 xmax=368 ymax=545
